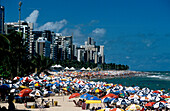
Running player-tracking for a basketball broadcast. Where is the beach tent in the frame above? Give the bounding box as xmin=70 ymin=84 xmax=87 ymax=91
xmin=65 ymin=67 xmax=70 ymax=70
xmin=80 ymin=67 xmax=86 ymax=71
xmin=57 ymin=64 xmax=62 ymax=68
xmin=70 ymin=67 xmax=75 ymax=71
xmin=86 ymin=67 xmax=91 ymax=71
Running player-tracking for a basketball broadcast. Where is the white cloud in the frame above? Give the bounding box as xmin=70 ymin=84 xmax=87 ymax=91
xmin=62 ymin=27 xmax=84 ymax=37
xmin=25 ymin=10 xmax=67 ymax=32
xmin=92 ymin=28 xmax=106 ymax=37
xmin=25 ymin=10 xmax=39 ymax=28
xmin=37 ymin=19 xmax=67 ymax=32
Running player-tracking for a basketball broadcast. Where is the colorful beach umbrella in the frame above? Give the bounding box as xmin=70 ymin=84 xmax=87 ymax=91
xmin=86 ymin=96 xmax=101 ymax=104
xmin=145 ymin=102 xmax=155 ymax=107
xmin=125 ymin=104 xmax=141 ymax=111
xmin=80 ymin=93 xmax=93 ymax=99
xmin=34 ymin=83 xmax=43 ymax=87
xmin=153 ymin=102 xmax=165 ymax=108
xmin=18 ymin=88 xmax=32 ymax=97
xmin=102 ymin=97 xmax=114 ymax=103
xmin=102 ymin=93 xmax=118 ymax=99
xmin=87 ymin=96 xmax=101 ymax=100
xmin=110 ymin=108 xmax=124 ymax=111
xmin=69 ymin=93 xmax=80 ymax=99
xmin=116 ymin=99 xmax=131 ymax=105
xmin=29 ymin=89 xmax=43 ymax=97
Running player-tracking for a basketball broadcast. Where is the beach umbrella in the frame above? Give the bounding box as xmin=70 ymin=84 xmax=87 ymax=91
xmin=152 ymin=90 xmax=161 ymax=94
xmin=92 ymin=88 xmax=102 ymax=93
xmin=125 ymin=104 xmax=141 ymax=111
xmin=87 ymin=96 xmax=101 ymax=100
xmin=140 ymin=97 xmax=150 ymax=102
xmin=34 ymin=83 xmax=43 ymax=87
xmin=116 ymin=99 xmax=131 ymax=105
xmin=128 ymin=94 xmax=140 ymax=100
xmin=85 ymin=100 xmax=101 ymax=104
xmin=119 ymin=91 xmax=129 ymax=98
xmin=142 ymin=87 xmax=150 ymax=94
xmin=43 ymin=90 xmax=55 ymax=96
xmin=130 ymin=99 xmax=140 ymax=104
xmin=111 ymin=98 xmax=122 ymax=104
xmin=80 ymin=93 xmax=93 ymax=99
xmin=102 ymin=97 xmax=115 ymax=103
xmin=29 ymin=89 xmax=43 ymax=97
xmin=80 ymin=88 xmax=90 ymax=93
xmin=153 ymin=102 xmax=165 ymax=108
xmin=10 ymin=89 xmax=20 ymax=93
xmin=136 ymin=90 xmax=145 ymax=96
xmin=18 ymin=88 xmax=32 ymax=97
xmin=109 ymin=108 xmax=124 ymax=111
xmin=152 ymin=96 xmax=163 ymax=102
xmin=145 ymin=102 xmax=155 ymax=107
xmin=102 ymin=93 xmax=119 ymax=99
xmin=19 ymin=85 xmax=29 ymax=90
xmin=86 ymin=95 xmax=101 ymax=104
xmin=69 ymin=93 xmax=80 ymax=99
xmin=165 ymin=103 xmax=170 ymax=109
xmin=0 ymin=84 xmax=10 ymax=90
xmin=13 ymin=76 xmax=20 ymax=81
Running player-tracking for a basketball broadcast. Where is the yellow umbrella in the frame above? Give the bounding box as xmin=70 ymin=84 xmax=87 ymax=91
xmin=85 ymin=100 xmax=101 ymax=104
xmin=19 ymin=85 xmax=29 ymax=89
xmin=97 ymin=109 xmax=105 ymax=111
xmin=50 ymin=82 xmax=55 ymax=84
xmin=62 ymin=88 xmax=67 ymax=91
xmin=61 ymin=79 xmax=67 ymax=81
xmin=125 ymin=104 xmax=141 ymax=111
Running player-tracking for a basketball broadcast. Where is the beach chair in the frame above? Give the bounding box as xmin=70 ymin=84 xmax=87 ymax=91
xmin=73 ymin=100 xmax=81 ymax=107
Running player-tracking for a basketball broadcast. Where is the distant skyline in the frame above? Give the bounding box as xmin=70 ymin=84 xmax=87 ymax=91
xmin=2 ymin=0 xmax=170 ymax=71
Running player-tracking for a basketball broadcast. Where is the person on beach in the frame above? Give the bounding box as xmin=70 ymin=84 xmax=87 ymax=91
xmin=8 ymin=95 xmax=15 ymax=111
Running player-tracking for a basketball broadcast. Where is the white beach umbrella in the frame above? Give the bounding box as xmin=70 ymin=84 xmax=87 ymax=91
xmin=153 ymin=102 xmax=165 ymax=108
xmin=29 ymin=89 xmax=43 ymax=97
xmin=142 ymin=87 xmax=151 ymax=94
xmin=116 ymin=99 xmax=131 ymax=105
xmin=130 ymin=99 xmax=140 ymax=104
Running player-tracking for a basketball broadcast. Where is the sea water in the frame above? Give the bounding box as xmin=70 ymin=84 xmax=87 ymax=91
xmin=93 ymin=71 xmax=170 ymax=92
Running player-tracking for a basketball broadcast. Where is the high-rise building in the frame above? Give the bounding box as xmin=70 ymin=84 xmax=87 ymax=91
xmin=36 ymin=37 xmax=51 ymax=58
xmin=4 ymin=21 xmax=33 ymax=40
xmin=79 ymin=37 xmax=105 ymax=64
xmin=0 ymin=6 xmax=4 ymax=34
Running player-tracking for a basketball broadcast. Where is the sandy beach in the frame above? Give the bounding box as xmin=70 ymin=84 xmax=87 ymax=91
xmin=0 ymin=95 xmax=91 ymax=111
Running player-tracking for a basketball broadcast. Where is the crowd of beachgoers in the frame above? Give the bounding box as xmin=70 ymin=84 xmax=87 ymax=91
xmin=0 ymin=70 xmax=169 ymax=111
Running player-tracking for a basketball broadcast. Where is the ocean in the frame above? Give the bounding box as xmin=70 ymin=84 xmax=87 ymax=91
xmin=93 ymin=71 xmax=170 ymax=93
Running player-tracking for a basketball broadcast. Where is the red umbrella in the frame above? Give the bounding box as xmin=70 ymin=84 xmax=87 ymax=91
xmin=160 ymin=95 xmax=168 ymax=98
xmin=18 ymin=88 xmax=32 ymax=97
xmin=69 ymin=93 xmax=80 ymax=99
xmin=145 ymin=102 xmax=155 ymax=107
xmin=110 ymin=108 xmax=124 ymax=111
xmin=102 ymin=93 xmax=118 ymax=99
xmin=152 ymin=90 xmax=161 ymax=94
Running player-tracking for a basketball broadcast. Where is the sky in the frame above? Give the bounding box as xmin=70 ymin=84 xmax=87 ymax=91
xmin=1 ymin=0 xmax=170 ymax=71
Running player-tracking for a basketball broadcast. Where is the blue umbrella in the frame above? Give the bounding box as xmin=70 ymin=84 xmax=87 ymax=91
xmin=87 ymin=96 xmax=101 ymax=100
xmin=80 ymin=93 xmax=93 ymax=99
xmin=0 ymin=84 xmax=10 ymax=90
xmin=46 ymin=83 xmax=53 ymax=87
xmin=54 ymin=82 xmax=60 ymax=87
xmin=102 ymin=97 xmax=115 ymax=103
